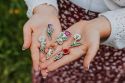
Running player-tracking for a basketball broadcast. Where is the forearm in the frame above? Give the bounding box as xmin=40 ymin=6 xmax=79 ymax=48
xmin=99 ymin=9 xmax=125 ymax=49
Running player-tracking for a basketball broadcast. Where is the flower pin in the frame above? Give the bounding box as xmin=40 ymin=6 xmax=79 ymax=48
xmin=47 ymin=24 xmax=54 ymax=39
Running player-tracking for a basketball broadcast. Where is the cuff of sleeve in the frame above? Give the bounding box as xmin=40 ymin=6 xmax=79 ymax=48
xmin=99 ymin=9 xmax=125 ymax=49
xmin=24 ymin=0 xmax=58 ymax=18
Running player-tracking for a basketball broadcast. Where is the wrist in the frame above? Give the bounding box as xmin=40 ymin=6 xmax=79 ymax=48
xmin=33 ymin=4 xmax=58 ymax=17
xmin=89 ymin=16 xmax=111 ymax=40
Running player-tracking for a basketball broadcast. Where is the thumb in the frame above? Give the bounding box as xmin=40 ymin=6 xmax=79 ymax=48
xmin=22 ymin=22 xmax=32 ymax=50
xmin=83 ymin=35 xmax=100 ymax=71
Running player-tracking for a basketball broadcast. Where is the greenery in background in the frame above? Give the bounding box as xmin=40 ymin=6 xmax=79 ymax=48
xmin=0 ymin=0 xmax=32 ymax=83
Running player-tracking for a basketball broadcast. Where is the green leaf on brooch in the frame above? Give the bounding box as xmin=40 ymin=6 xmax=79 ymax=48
xmin=70 ymin=42 xmax=82 ymax=47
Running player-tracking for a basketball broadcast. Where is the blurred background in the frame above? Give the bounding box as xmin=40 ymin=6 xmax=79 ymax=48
xmin=0 ymin=0 xmax=32 ymax=83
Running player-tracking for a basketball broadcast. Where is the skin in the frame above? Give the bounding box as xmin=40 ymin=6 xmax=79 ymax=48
xmin=23 ymin=5 xmax=111 ymax=77
xmin=40 ymin=17 xmax=111 ymax=78
xmin=39 ymin=17 xmax=111 ymax=76
xmin=22 ymin=5 xmax=61 ymax=76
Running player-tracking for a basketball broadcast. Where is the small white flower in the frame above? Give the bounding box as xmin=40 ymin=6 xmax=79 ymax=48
xmin=38 ymin=36 xmax=46 ymax=42
xmin=74 ymin=34 xmax=81 ymax=41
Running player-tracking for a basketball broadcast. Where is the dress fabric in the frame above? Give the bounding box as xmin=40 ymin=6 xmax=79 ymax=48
xmin=32 ymin=0 xmax=125 ymax=83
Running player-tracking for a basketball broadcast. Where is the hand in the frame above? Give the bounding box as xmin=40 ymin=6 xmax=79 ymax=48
xmin=22 ymin=5 xmax=61 ymax=74
xmin=39 ymin=16 xmax=111 ymax=72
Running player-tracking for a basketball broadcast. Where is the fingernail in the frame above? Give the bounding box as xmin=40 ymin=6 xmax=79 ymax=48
xmin=84 ymin=65 xmax=89 ymax=71
xmin=33 ymin=65 xmax=39 ymax=72
xmin=42 ymin=72 xmax=48 ymax=79
xmin=43 ymin=76 xmax=47 ymax=79
xmin=22 ymin=47 xmax=27 ymax=51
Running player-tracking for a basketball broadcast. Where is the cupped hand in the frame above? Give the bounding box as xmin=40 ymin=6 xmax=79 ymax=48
xmin=22 ymin=5 xmax=61 ymax=75
xmin=39 ymin=16 xmax=111 ymax=72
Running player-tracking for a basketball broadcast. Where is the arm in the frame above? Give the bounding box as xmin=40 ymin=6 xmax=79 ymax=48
xmin=23 ymin=0 xmax=61 ymax=77
xmin=24 ymin=0 xmax=58 ymax=18
xmin=99 ymin=8 xmax=125 ymax=49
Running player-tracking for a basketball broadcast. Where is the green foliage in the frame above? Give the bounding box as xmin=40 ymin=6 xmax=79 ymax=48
xmin=0 ymin=0 xmax=32 ymax=83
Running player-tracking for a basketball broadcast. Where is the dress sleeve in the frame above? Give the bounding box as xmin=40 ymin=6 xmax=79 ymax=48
xmin=24 ymin=0 xmax=58 ymax=18
xmin=99 ymin=8 xmax=125 ymax=49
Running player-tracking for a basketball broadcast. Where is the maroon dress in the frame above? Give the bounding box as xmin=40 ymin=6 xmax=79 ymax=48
xmin=32 ymin=0 xmax=125 ymax=83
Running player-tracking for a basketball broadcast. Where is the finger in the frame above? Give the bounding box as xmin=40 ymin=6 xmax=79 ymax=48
xmin=40 ymin=58 xmax=54 ymax=69
xmin=51 ymin=45 xmax=62 ymax=57
xmin=41 ymin=70 xmax=48 ymax=78
xmin=47 ymin=48 xmax=84 ymax=72
xmin=31 ymin=44 xmax=40 ymax=71
xmin=39 ymin=52 xmax=46 ymax=62
xmin=83 ymin=40 xmax=100 ymax=71
xmin=40 ymin=54 xmax=46 ymax=62
xmin=39 ymin=45 xmax=62 ymax=69
xmin=39 ymin=51 xmax=48 ymax=78
xmin=40 ymin=45 xmax=62 ymax=69
xmin=30 ymin=33 xmax=41 ymax=71
xmin=22 ymin=22 xmax=32 ymax=50
xmin=45 ymin=38 xmax=53 ymax=52
xmin=39 ymin=27 xmax=48 ymax=62
xmin=46 ymin=37 xmax=55 ymax=49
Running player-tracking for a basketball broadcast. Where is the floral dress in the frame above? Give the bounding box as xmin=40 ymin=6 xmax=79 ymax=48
xmin=32 ymin=0 xmax=125 ymax=83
